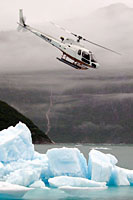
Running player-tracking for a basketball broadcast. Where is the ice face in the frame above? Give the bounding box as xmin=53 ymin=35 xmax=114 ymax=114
xmin=108 ymin=166 xmax=130 ymax=186
xmin=5 ymin=167 xmax=41 ymax=187
xmin=46 ymin=147 xmax=88 ymax=178
xmin=88 ymin=149 xmax=118 ymax=182
xmin=48 ymin=176 xmax=107 ymax=188
xmin=0 ymin=122 xmax=34 ymax=162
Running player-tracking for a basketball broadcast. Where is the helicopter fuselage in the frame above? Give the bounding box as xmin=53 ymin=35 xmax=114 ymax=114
xmin=18 ymin=10 xmax=99 ymax=70
xmin=58 ymin=38 xmax=99 ymax=69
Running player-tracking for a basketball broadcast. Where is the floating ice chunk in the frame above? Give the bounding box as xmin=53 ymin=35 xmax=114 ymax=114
xmin=46 ymin=147 xmax=88 ymax=178
xmin=109 ymin=166 xmax=130 ymax=186
xmin=60 ymin=186 xmax=108 ymax=197
xmin=88 ymin=150 xmax=131 ymax=186
xmin=5 ymin=167 xmax=41 ymax=187
xmin=88 ymin=150 xmax=117 ymax=182
xmin=29 ymin=180 xmax=46 ymax=189
xmin=0 ymin=122 xmax=34 ymax=162
xmin=48 ymin=176 xmax=106 ymax=188
xmin=0 ymin=181 xmax=32 ymax=198
xmin=91 ymin=147 xmax=111 ymax=150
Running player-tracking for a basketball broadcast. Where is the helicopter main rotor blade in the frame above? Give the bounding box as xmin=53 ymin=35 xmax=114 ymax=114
xmin=49 ymin=21 xmax=78 ymax=37
xmin=50 ymin=21 xmax=121 ymax=55
xmin=82 ymin=38 xmax=121 ymax=55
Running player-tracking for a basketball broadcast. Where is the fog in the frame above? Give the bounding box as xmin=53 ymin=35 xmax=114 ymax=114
xmin=1 ymin=0 xmax=133 ymax=30
xmin=0 ymin=68 xmax=132 ymax=142
xmin=0 ymin=3 xmax=133 ymax=73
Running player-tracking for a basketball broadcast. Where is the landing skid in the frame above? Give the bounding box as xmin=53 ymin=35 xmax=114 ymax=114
xmin=56 ymin=58 xmax=88 ymax=70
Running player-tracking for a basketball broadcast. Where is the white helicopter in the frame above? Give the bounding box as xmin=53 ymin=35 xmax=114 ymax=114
xmin=17 ymin=10 xmax=120 ymax=70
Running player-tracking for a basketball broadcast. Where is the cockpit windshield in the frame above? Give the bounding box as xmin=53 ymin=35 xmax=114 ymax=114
xmin=90 ymin=53 xmax=97 ymax=62
xmin=82 ymin=51 xmax=90 ymax=60
xmin=82 ymin=51 xmax=90 ymax=64
xmin=81 ymin=51 xmax=97 ymax=65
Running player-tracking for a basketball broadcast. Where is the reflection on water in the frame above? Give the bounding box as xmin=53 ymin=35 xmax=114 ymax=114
xmin=23 ymin=187 xmax=133 ymax=200
xmin=0 ymin=187 xmax=133 ymax=200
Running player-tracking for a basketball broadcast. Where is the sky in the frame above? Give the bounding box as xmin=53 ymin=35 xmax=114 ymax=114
xmin=1 ymin=0 xmax=133 ymax=30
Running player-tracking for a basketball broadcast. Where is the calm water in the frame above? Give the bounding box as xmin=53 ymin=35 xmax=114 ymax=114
xmin=1 ymin=144 xmax=133 ymax=200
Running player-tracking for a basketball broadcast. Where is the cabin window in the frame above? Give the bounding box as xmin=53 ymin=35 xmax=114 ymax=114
xmin=78 ymin=49 xmax=81 ymax=55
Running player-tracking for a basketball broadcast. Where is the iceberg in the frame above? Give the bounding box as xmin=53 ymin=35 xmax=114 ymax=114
xmin=46 ymin=147 xmax=88 ymax=178
xmin=0 ymin=122 xmax=34 ymax=162
xmin=0 ymin=121 xmax=133 ymax=199
xmin=88 ymin=149 xmax=133 ymax=186
xmin=48 ymin=176 xmax=107 ymax=188
xmin=88 ymin=149 xmax=117 ymax=182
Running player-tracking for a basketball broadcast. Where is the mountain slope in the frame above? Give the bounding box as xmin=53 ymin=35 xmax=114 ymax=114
xmin=0 ymin=100 xmax=52 ymax=144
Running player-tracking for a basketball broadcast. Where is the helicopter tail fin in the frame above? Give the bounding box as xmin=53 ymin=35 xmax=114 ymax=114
xmin=17 ymin=9 xmax=27 ymax=31
xmin=19 ymin=9 xmax=26 ymax=26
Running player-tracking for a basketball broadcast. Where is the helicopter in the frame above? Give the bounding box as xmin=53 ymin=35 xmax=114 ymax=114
xmin=17 ymin=9 xmax=121 ymax=70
